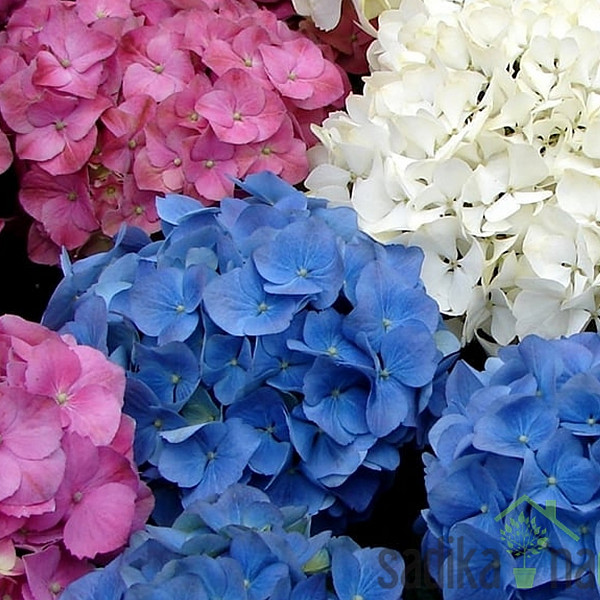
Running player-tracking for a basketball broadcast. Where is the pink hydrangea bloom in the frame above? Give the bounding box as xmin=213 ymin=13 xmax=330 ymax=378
xmin=24 ymin=337 xmax=125 ymax=445
xmin=237 ymin=117 xmax=307 ymax=183
xmin=22 ymin=545 xmax=90 ymax=600
xmin=182 ymin=128 xmax=241 ymax=202
xmin=97 ymin=94 xmax=156 ymax=174
xmin=0 ymin=314 xmax=153 ymax=593
xmin=196 ymin=68 xmax=287 ymax=144
xmin=19 ymin=166 xmax=99 ymax=249
xmin=75 ymin=0 xmax=135 ymax=25
xmin=33 ymin=5 xmax=117 ymax=99
xmin=0 ymin=0 xmax=352 ymax=264
xmin=259 ymin=37 xmax=346 ymax=109
xmin=99 ymin=174 xmax=159 ymax=235
xmin=119 ymin=26 xmax=194 ymax=101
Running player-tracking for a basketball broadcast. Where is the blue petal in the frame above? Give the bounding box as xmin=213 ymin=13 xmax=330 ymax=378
xmin=61 ymin=295 xmax=108 ymax=353
xmin=129 ymin=267 xmax=198 ymax=341
xmin=134 ymin=341 xmax=200 ymax=406
xmin=344 ymin=261 xmax=439 ymax=351
xmin=203 ymin=265 xmax=299 ymax=336
xmin=379 ymin=321 xmax=440 ymax=388
xmin=253 ymin=218 xmax=344 ymax=302
xmin=158 ymin=434 xmax=208 ymax=487
xmin=157 ymin=193 xmax=210 ymax=224
xmin=182 ymin=419 xmax=260 ymax=505
xmin=367 ymin=377 xmax=413 ymax=437
xmin=331 ymin=547 xmax=361 ymax=600
xmin=192 ymin=485 xmax=284 ymax=532
xmin=473 ymin=396 xmax=559 ymax=458
xmin=233 ymin=172 xmax=307 ymax=208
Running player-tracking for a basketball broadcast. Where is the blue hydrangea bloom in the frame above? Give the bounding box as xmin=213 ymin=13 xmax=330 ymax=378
xmin=423 ymin=333 xmax=600 ymax=599
xmin=61 ymin=485 xmax=404 ymax=600
xmin=42 ymin=172 xmax=455 ymax=527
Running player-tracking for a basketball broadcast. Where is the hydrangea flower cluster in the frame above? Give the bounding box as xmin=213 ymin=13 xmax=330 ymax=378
xmin=0 ymin=314 xmax=153 ymax=599
xmin=0 ymin=0 xmax=349 ymax=265
xmin=42 ymin=172 xmax=457 ymax=528
xmin=421 ymin=333 xmax=600 ymax=599
xmin=307 ymin=0 xmax=600 ymax=347
xmin=60 ymin=484 xmax=405 ymax=600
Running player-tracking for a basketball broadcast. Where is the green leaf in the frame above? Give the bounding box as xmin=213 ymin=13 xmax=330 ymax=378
xmin=518 ymin=512 xmax=526 ymax=523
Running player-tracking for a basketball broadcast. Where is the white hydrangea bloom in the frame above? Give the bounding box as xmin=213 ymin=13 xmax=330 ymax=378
xmin=307 ymin=0 xmax=600 ymax=345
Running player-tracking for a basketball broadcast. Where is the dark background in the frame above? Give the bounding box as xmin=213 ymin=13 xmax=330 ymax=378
xmin=0 ymin=167 xmax=62 ymax=321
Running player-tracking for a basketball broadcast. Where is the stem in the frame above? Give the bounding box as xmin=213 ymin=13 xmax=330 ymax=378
xmin=523 ymin=553 xmax=526 ymax=568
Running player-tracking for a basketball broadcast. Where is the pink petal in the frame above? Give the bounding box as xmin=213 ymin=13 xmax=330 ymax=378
xmin=33 ymin=51 xmax=73 ymax=89
xmin=203 ymin=39 xmax=251 ymax=77
xmin=77 ymin=0 xmax=134 ymax=23
xmin=0 ymin=452 xmax=21 ymax=502
xmin=27 ymin=94 xmax=79 ymax=127
xmin=258 ymin=43 xmax=296 ymax=85
xmin=71 ymin=345 xmax=125 ymax=400
xmin=133 ymin=147 xmax=166 ymax=191
xmin=290 ymin=61 xmax=345 ymax=110
xmin=27 ymin=223 xmax=61 ymax=266
xmin=40 ymin=197 xmax=98 ymax=252
xmin=62 ymin=384 xmax=122 ymax=445
xmin=1 ymin=448 xmax=66 ymax=516
xmin=122 ymin=62 xmax=185 ymax=102
xmin=161 ymin=166 xmax=184 ymax=191
xmin=284 ymin=38 xmax=325 ymax=78
xmin=0 ymin=514 xmax=23 ymax=538
xmin=0 ymin=68 xmax=39 ymax=134
xmin=16 ymin=126 xmax=65 ymax=162
xmin=38 ymin=127 xmax=98 ymax=176
xmin=101 ymin=94 xmax=155 ymax=137
xmin=4 ymin=392 xmax=63 ymax=460
xmin=192 ymin=165 xmax=237 ymax=201
xmin=65 ymin=27 xmax=117 ymax=73
xmin=218 ymin=68 xmax=265 ymax=115
xmin=108 ymin=414 xmax=135 ymax=461
xmin=195 ymin=90 xmax=236 ymax=128
xmin=23 ymin=545 xmax=91 ymax=600
xmin=25 ymin=339 xmax=81 ymax=400
xmin=64 ymin=482 xmax=136 ymax=558
xmin=131 ymin=480 xmax=154 ymax=533
xmin=63 ymin=96 xmax=113 ymax=142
